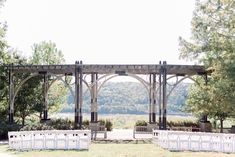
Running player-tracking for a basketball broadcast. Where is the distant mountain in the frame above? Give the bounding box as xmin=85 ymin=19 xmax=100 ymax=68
xmin=62 ymin=82 xmax=191 ymax=115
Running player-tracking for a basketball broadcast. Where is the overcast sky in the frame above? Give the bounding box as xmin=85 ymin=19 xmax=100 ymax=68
xmin=1 ymin=0 xmax=196 ymax=65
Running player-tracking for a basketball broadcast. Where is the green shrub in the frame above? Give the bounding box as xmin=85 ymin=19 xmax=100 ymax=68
xmin=167 ymin=120 xmax=198 ymax=127
xmin=0 ymin=121 xmax=21 ymax=140
xmin=82 ymin=119 xmax=90 ymax=129
xmin=48 ymin=118 xmax=73 ymax=130
xmin=135 ymin=120 xmax=147 ymax=126
xmin=21 ymin=118 xmax=74 ymax=131
xmin=99 ymin=119 xmax=105 ymax=125
xmin=105 ymin=119 xmax=113 ymax=131
xmin=20 ymin=123 xmax=54 ymax=131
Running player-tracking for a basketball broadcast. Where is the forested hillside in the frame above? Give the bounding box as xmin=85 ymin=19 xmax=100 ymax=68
xmin=62 ymin=82 xmax=190 ymax=115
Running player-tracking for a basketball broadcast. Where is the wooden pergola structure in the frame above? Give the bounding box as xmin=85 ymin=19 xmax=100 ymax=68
xmin=5 ymin=61 xmax=209 ymax=129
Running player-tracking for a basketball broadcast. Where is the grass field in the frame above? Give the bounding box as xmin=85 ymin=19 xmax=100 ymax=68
xmin=1 ymin=143 xmax=235 ymax=157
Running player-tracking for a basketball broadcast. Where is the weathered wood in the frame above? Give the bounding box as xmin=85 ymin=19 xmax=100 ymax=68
xmin=4 ymin=64 xmax=209 ymax=75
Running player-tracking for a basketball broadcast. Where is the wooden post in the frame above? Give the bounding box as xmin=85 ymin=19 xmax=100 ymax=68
xmin=162 ymin=61 xmax=167 ymax=130
xmin=152 ymin=73 xmax=156 ymax=123
xmin=91 ymin=73 xmax=98 ymax=123
xmin=159 ymin=61 xmax=162 ymax=129
xmin=75 ymin=61 xmax=79 ymax=124
xmin=78 ymin=60 xmax=83 ymax=128
xmin=8 ymin=64 xmax=14 ymax=123
xmin=43 ymin=74 xmax=48 ymax=120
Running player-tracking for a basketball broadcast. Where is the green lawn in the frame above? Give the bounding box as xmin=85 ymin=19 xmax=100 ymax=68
xmin=1 ymin=143 xmax=235 ymax=157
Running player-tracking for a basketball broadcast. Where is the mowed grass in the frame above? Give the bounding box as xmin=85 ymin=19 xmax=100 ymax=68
xmin=1 ymin=143 xmax=235 ymax=157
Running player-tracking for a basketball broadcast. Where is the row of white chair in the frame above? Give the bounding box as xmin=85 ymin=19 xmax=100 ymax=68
xmin=8 ymin=130 xmax=91 ymax=150
xmin=153 ymin=130 xmax=235 ymax=153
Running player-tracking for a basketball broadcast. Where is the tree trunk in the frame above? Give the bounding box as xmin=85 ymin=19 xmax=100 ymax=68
xmin=40 ymin=112 xmax=42 ymax=119
xmin=22 ymin=117 xmax=25 ymax=126
xmin=220 ymin=118 xmax=223 ymax=133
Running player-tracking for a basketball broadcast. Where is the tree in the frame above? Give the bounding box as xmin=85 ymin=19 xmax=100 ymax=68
xmin=30 ymin=41 xmax=65 ymax=65
xmin=14 ymin=74 xmax=42 ymax=126
xmin=179 ymin=0 xmax=235 ymax=132
xmin=0 ymin=2 xmax=10 ymax=121
xmin=29 ymin=41 xmax=67 ymax=119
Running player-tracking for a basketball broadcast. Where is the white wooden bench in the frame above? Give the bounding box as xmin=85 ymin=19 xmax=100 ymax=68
xmin=8 ymin=130 xmax=91 ymax=150
xmin=133 ymin=125 xmax=158 ymax=138
xmin=170 ymin=126 xmax=201 ymax=132
xmin=89 ymin=123 xmax=107 ymax=139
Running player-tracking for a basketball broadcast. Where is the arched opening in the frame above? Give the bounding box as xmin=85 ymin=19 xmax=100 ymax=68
xmin=95 ymin=75 xmax=150 ymax=129
xmin=165 ymin=76 xmax=199 ymax=124
xmin=13 ymin=74 xmax=77 ymax=125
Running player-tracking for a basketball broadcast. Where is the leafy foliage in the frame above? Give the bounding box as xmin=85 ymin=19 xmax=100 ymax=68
xmin=30 ymin=41 xmax=65 ymax=65
xmin=167 ymin=120 xmax=198 ymax=128
xmin=20 ymin=118 xmax=74 ymax=131
xmin=179 ymin=0 xmax=235 ymax=132
xmin=105 ymin=119 xmax=113 ymax=131
xmin=135 ymin=120 xmax=148 ymax=126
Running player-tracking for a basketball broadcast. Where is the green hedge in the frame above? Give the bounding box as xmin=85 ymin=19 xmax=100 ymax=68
xmin=20 ymin=118 xmax=114 ymax=131
xmin=0 ymin=121 xmax=21 ymax=140
xmin=135 ymin=120 xmax=148 ymax=126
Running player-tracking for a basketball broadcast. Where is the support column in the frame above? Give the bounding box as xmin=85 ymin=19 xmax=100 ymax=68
xmin=75 ymin=60 xmax=83 ymax=128
xmin=201 ymin=74 xmax=208 ymax=122
xmin=149 ymin=74 xmax=156 ymax=124
xmin=162 ymin=61 xmax=167 ymax=130
xmin=152 ymin=73 xmax=156 ymax=123
xmin=79 ymin=61 xmax=83 ymax=128
xmin=91 ymin=73 xmax=98 ymax=123
xmin=159 ymin=61 xmax=167 ymax=130
xmin=95 ymin=74 xmax=98 ymax=122
xmin=42 ymin=74 xmax=49 ymax=120
xmin=75 ymin=61 xmax=79 ymax=124
xmin=149 ymin=74 xmax=152 ymax=123
xmin=8 ymin=65 xmax=14 ymax=123
xmin=159 ymin=61 xmax=162 ymax=129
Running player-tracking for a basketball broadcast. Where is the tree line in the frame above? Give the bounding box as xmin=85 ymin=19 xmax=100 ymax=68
xmin=63 ymin=82 xmax=190 ymax=115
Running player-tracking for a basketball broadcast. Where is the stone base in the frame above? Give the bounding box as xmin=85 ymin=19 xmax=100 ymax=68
xmin=40 ymin=118 xmax=51 ymax=123
xmin=199 ymin=122 xmax=212 ymax=132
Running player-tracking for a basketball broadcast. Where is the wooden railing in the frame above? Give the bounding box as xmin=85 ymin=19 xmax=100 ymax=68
xmin=8 ymin=130 xmax=91 ymax=150
xmin=153 ymin=130 xmax=235 ymax=153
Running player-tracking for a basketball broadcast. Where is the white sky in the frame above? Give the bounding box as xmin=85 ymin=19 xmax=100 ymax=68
xmin=1 ymin=0 xmax=196 ymax=65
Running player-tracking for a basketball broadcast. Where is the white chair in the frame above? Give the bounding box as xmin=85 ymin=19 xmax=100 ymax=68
xmin=55 ymin=132 xmax=67 ymax=149
xmin=20 ymin=131 xmax=32 ymax=150
xmin=44 ymin=131 xmax=56 ymax=149
xmin=67 ymin=132 xmax=80 ymax=149
xmin=32 ymin=131 xmax=45 ymax=150
xmin=8 ymin=132 xmax=21 ymax=150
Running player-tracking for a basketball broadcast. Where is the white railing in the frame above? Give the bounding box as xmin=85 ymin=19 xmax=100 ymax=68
xmin=153 ymin=130 xmax=235 ymax=153
xmin=8 ymin=130 xmax=91 ymax=150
